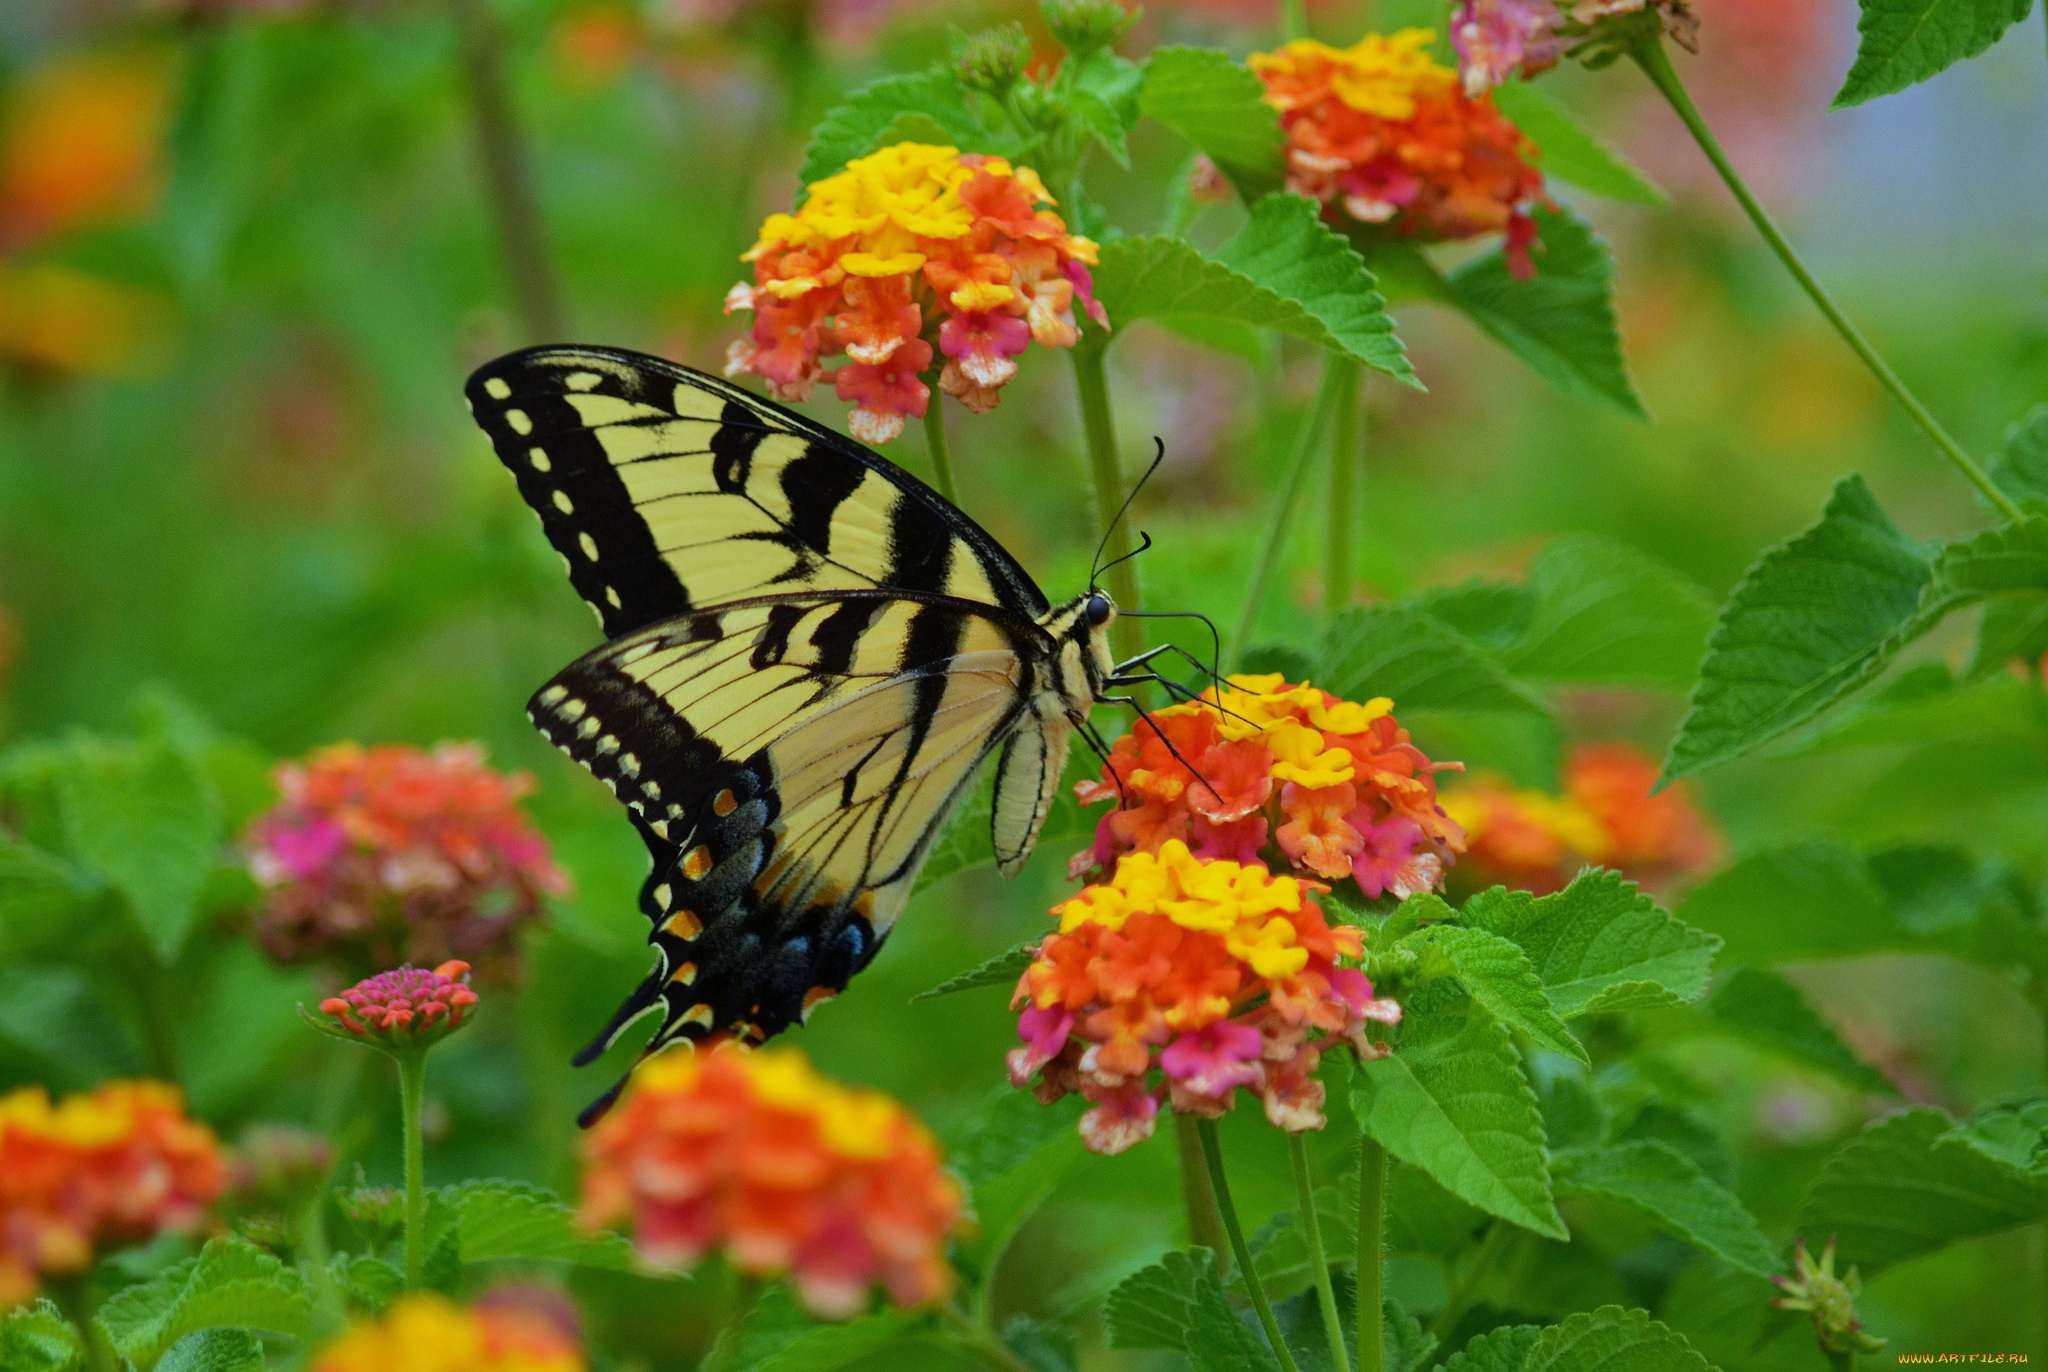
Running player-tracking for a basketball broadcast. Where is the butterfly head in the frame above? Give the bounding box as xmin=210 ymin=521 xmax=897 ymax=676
xmin=1040 ymin=589 xmax=1118 ymax=719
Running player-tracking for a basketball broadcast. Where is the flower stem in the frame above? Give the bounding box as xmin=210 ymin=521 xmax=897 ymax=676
xmin=1429 ymin=1218 xmax=1514 ymax=1343
xmin=1070 ymin=339 xmax=1145 ymax=660
xmin=49 ymin=1279 xmax=117 ymax=1372
xmin=940 ymin=1303 xmax=1046 ymax=1372
xmin=1175 ymin=1114 xmax=1230 ymax=1276
xmin=705 ymin=1273 xmax=765 ymax=1372
xmin=449 ymin=0 xmax=567 ymax=342
xmin=1280 ymin=0 xmax=1310 ymax=40
xmin=1324 ymin=360 xmax=1362 ymax=617
xmin=1357 ymin=1137 xmax=1387 ymax=1372
xmin=1629 ymin=39 xmax=2022 ymax=524
xmin=1289 ymin=1135 xmax=1351 ymax=1372
xmin=1197 ymin=1119 xmax=1304 ymax=1372
xmin=921 ymin=386 xmax=960 ymax=508
xmin=1231 ymin=354 xmax=1350 ymax=664
xmin=398 ymin=1050 xmax=428 ymax=1290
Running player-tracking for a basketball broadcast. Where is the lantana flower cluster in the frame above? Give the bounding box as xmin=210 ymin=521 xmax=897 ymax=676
xmin=1010 ymin=841 xmax=1400 ymax=1154
xmin=0 ymin=1081 xmax=224 ymax=1308
xmin=310 ymin=1292 xmax=586 ymax=1372
xmin=579 ymin=1045 xmax=961 ymax=1320
xmin=725 ymin=142 xmax=1105 ymax=443
xmin=1250 ymin=31 xmax=1548 ymax=277
xmin=1074 ymin=673 xmax=1466 ymax=904
xmin=1441 ymin=741 xmax=1721 ymax=896
xmin=245 ymin=742 xmax=569 ymax=980
xmin=316 ymin=961 xmax=481 ymax=1052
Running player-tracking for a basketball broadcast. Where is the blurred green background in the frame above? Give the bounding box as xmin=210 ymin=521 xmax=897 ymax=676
xmin=2 ymin=0 xmax=2045 ymax=1364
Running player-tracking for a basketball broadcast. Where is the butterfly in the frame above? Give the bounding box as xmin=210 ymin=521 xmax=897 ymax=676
xmin=466 ymin=344 xmax=1176 ymax=1123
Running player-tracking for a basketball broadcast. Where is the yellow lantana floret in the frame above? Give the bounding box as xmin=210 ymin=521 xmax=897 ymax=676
xmin=1250 ymin=30 xmax=1453 ymax=120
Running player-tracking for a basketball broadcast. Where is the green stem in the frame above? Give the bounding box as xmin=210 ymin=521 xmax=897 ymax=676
xmin=1324 ymin=359 xmax=1362 ymax=617
xmin=1196 ymin=1119 xmax=1304 ymax=1372
xmin=1232 ymin=356 xmax=1350 ymax=663
xmin=940 ymin=1303 xmax=1045 ymax=1372
xmin=705 ymin=1273 xmax=765 ymax=1372
xmin=49 ymin=1280 xmax=117 ymax=1372
xmin=1630 ymin=39 xmax=2022 ymax=524
xmin=921 ymin=383 xmax=960 ymax=508
xmin=398 ymin=1051 xmax=428 ymax=1290
xmin=1356 ymin=1137 xmax=1387 ymax=1372
xmin=1825 ymin=1352 xmax=1854 ymax=1372
xmin=1289 ymin=1135 xmax=1350 ymax=1372
xmin=1280 ymin=0 xmax=1310 ymax=40
xmin=1175 ymin=1114 xmax=1229 ymax=1276
xmin=1070 ymin=339 xmax=1145 ymax=660
xmin=1429 ymin=1219 xmax=1514 ymax=1343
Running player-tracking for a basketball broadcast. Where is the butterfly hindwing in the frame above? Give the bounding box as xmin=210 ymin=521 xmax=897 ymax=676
xmin=465 ymin=346 xmax=1049 ymax=639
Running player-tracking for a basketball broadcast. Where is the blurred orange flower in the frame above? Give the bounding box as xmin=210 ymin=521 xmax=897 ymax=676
xmin=310 ymin=1292 xmax=585 ymax=1372
xmin=1250 ymin=31 xmax=1547 ymax=276
xmin=1442 ymin=741 xmax=1722 ymax=895
xmin=579 ymin=1045 xmax=960 ymax=1319
xmin=0 ymin=50 xmax=170 ymax=251
xmin=0 ymin=1081 xmax=224 ymax=1308
xmin=725 ymin=142 xmax=1104 ymax=441
xmin=245 ymin=742 xmax=570 ymax=980
xmin=1011 ymin=842 xmax=1399 ymax=1152
xmin=1074 ymin=673 xmax=1465 ymax=903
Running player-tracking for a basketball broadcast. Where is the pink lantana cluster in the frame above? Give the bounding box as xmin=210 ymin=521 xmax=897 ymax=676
xmin=316 ymin=961 xmax=480 ymax=1051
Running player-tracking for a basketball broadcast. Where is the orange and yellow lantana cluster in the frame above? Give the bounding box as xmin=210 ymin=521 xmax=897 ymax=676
xmin=310 ymin=1293 xmax=585 ymax=1372
xmin=1251 ymin=31 xmax=1548 ymax=277
xmin=1 ymin=1081 xmax=224 ymax=1308
xmin=1443 ymin=742 xmax=1722 ymax=896
xmin=579 ymin=1046 xmax=961 ymax=1320
xmin=245 ymin=742 xmax=569 ymax=979
xmin=1009 ymin=841 xmax=1401 ymax=1154
xmin=725 ymin=142 xmax=1105 ymax=443
xmin=1075 ymin=674 xmax=1465 ymax=904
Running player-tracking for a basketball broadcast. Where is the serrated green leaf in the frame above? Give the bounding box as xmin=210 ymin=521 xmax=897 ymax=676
xmin=1951 ymin=1094 xmax=2048 ymax=1174
xmin=797 ymin=71 xmax=998 ymax=186
xmin=328 ymin=1252 xmax=404 ymax=1316
xmin=1412 ymin=579 xmax=1535 ymax=654
xmin=1833 ymin=0 xmax=2036 ymax=107
xmin=1402 ymin=924 xmax=1588 ymax=1064
xmin=95 ymin=1237 xmax=312 ymax=1371
xmin=1703 ymin=966 xmax=1894 ymax=1093
xmin=1319 ymin=605 xmax=1551 ymax=717
xmin=707 ymin=1284 xmax=914 ymax=1372
xmin=1675 ymin=837 xmax=1902 ymax=963
xmin=1071 ymin=50 xmax=1143 ymax=167
xmin=1798 ymin=1108 xmax=2048 ymax=1273
xmin=1137 ymin=47 xmax=1286 ymax=201
xmin=1989 ymin=404 xmax=2048 ymax=508
xmin=1443 ymin=1323 xmax=1544 ymax=1372
xmin=1106 ymin=1248 xmax=1284 ymax=1372
xmin=1663 ymin=476 xmax=1932 ymax=781
xmin=58 ymin=737 xmax=222 ymax=962
xmin=1001 ymin=1314 xmax=1078 ymax=1372
xmin=1553 ymin=1139 xmax=1780 ymax=1276
xmin=436 ymin=1179 xmax=636 ymax=1269
xmin=1213 ymin=193 xmax=1415 ymax=385
xmin=1090 ymin=208 xmax=1415 ymax=381
xmin=1464 ymin=869 xmax=1719 ymax=1018
xmin=1968 ymin=596 xmax=2048 ymax=677
xmin=1 ymin=1301 xmax=82 ymax=1372
xmin=155 ymin=1330 xmax=266 ymax=1372
xmin=1527 ymin=1307 xmax=1713 ymax=1372
xmin=1489 ymin=82 xmax=1668 ymax=206
xmin=911 ymin=942 xmax=1037 ymax=1002
xmin=1444 ymin=206 xmax=1644 ymax=418
xmin=1352 ymin=978 xmax=1566 ymax=1238
xmin=1496 ymin=535 xmax=1716 ymax=690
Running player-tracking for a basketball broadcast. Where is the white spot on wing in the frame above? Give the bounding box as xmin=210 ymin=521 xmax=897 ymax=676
xmin=566 ymin=371 xmax=603 ymax=391
xmin=579 ymin=532 xmax=599 ymax=560
xmin=578 ymin=716 xmax=602 ymax=738
xmin=483 ymin=377 xmax=512 ymax=399
xmin=606 ymin=586 xmax=623 ymax=608
xmin=529 ymin=447 xmax=551 ymax=473
xmin=539 ymin=685 xmax=568 ymax=705
xmin=560 ymin=698 xmax=587 ymax=720
xmin=553 ymin=490 xmax=574 ymax=514
xmin=506 ymin=409 xmax=533 ymax=435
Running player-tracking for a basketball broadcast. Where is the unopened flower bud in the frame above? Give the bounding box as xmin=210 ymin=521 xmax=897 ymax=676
xmin=953 ymin=22 xmax=1032 ymax=95
xmin=1771 ymin=1236 xmax=1888 ymax=1357
xmin=310 ymin=961 xmax=479 ymax=1055
xmin=1040 ymin=0 xmax=1137 ymax=58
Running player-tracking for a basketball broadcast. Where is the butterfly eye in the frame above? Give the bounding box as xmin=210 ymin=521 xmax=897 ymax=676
xmin=1085 ymin=593 xmax=1113 ymax=627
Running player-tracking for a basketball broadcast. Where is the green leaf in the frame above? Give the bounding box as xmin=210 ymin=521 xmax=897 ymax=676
xmin=1386 ymin=1159 xmax=1488 ymax=1258
xmin=1413 ymin=579 xmax=1535 ymax=653
xmin=944 ymin=1089 xmax=1088 ymax=1264
xmin=1090 ymin=217 xmax=1416 ymax=383
xmin=1950 ymin=1094 xmax=2048 ymax=1174
xmin=1798 ymin=1108 xmax=2048 ymax=1274
xmin=328 ymin=1253 xmax=404 ymax=1315
xmin=1969 ymin=596 xmax=2048 ymax=677
xmin=1383 ymin=1297 xmax=1437 ymax=1372
xmin=155 ymin=1330 xmax=266 ymax=1372
xmin=434 ymin=1180 xmax=636 ymax=1269
xmin=95 ymin=1237 xmax=312 ymax=1372
xmin=1443 ymin=1323 xmax=1543 ymax=1372
xmin=1527 ymin=1307 xmax=1714 ymax=1372
xmin=1213 ymin=193 xmax=1416 ymax=386
xmin=1489 ymin=82 xmax=1668 ymax=206
xmin=58 ymin=736 xmax=222 ymax=962
xmin=1463 ymin=869 xmax=1719 ymax=1018
xmin=1833 ymin=0 xmax=2037 ymax=107
xmin=1352 ymin=978 xmax=1566 ymax=1238
xmin=1663 ymin=476 xmax=1932 ymax=782
xmin=1703 ymin=966 xmax=1894 ymax=1093
xmin=1106 ymin=1248 xmax=1284 ymax=1372
xmin=1137 ymin=47 xmax=1286 ymax=201
xmin=1552 ymin=1139 xmax=1780 ymax=1276
xmin=1400 ymin=924 xmax=1588 ymax=1064
xmin=708 ymin=1284 xmax=914 ymax=1372
xmin=911 ymin=941 xmax=1038 ymax=1001
xmin=1 ymin=1301 xmax=83 ymax=1372
xmin=1320 ymin=605 xmax=1551 ymax=718
xmin=1444 ymin=206 xmax=1645 ymax=418
xmin=1675 ymin=837 xmax=1903 ymax=963
xmin=1495 ymin=535 xmax=1716 ymax=690
xmin=797 ymin=71 xmax=997 ymax=187
xmin=1071 ymin=50 xmax=1144 ymax=167
xmin=0 ymin=963 xmax=145 ymax=1088
xmin=1989 ymin=404 xmax=2048 ymax=505
xmin=1248 ymin=1163 xmax=1359 ymax=1301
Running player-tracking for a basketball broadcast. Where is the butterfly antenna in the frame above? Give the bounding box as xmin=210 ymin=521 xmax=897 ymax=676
xmin=1095 ymin=529 xmax=1153 ymax=583
xmin=1090 ymin=438 xmax=1168 ymax=588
